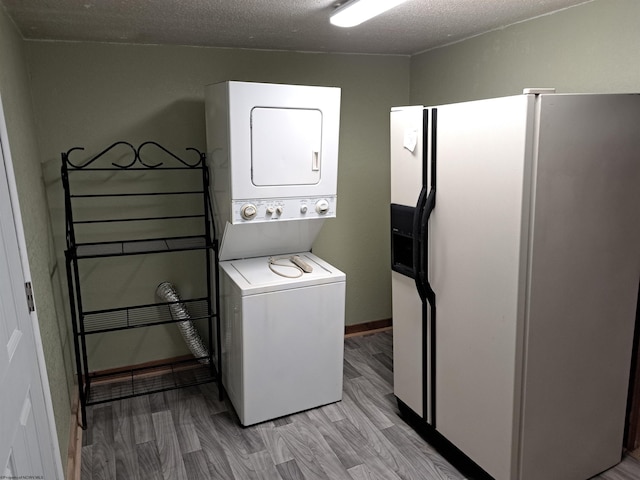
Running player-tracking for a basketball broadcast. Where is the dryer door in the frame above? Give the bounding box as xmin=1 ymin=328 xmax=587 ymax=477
xmin=251 ymin=107 xmax=322 ymax=186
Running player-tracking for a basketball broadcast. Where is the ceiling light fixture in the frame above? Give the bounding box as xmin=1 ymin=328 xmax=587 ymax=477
xmin=330 ymin=0 xmax=409 ymax=28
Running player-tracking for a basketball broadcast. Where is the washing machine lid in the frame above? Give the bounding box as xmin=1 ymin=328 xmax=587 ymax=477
xmin=220 ymin=252 xmax=345 ymax=295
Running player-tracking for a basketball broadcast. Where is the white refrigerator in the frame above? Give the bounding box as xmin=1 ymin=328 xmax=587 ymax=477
xmin=390 ymin=92 xmax=640 ymax=480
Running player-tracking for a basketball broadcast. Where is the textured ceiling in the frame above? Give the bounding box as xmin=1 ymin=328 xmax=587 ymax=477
xmin=2 ymin=0 xmax=593 ymax=55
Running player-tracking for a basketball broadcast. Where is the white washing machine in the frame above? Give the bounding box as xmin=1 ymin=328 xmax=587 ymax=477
xmin=219 ymin=252 xmax=345 ymax=426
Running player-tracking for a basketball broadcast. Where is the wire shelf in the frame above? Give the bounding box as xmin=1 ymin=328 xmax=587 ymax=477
xmin=75 ymin=235 xmax=208 ymax=258
xmin=86 ymin=357 xmax=216 ymax=405
xmin=62 ymin=141 xmax=222 ymax=428
xmin=82 ymin=298 xmax=211 ymax=334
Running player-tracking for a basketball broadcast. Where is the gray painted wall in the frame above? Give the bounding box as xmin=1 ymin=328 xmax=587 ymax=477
xmin=27 ymin=42 xmax=410 ymax=370
xmin=0 ymin=7 xmax=73 ymax=470
xmin=410 ymin=0 xmax=640 ymax=105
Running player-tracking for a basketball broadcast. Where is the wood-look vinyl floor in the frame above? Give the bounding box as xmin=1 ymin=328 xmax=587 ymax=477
xmin=81 ymin=331 xmax=640 ymax=479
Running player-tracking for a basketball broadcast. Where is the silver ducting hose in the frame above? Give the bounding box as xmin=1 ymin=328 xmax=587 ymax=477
xmin=156 ymin=282 xmax=209 ymax=364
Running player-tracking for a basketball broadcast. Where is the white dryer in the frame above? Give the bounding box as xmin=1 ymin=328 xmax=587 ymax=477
xmin=205 ymin=81 xmax=341 ymax=261
xmin=219 ymin=252 xmax=345 ymax=426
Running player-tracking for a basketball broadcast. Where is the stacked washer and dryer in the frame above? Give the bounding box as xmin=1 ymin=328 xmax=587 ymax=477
xmin=205 ymin=81 xmax=346 ymax=426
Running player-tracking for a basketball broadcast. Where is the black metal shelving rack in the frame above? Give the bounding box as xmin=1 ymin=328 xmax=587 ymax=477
xmin=62 ymin=141 xmax=222 ymax=429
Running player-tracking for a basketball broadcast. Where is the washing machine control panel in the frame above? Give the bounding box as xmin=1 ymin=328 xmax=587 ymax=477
xmin=233 ymin=196 xmax=336 ymax=223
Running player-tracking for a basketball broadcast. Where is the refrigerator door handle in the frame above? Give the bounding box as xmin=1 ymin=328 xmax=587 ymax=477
xmin=422 ymin=107 xmax=437 ymax=305
xmin=421 ymin=186 xmax=437 ymax=427
xmin=416 ymin=107 xmax=437 ymax=305
xmin=422 ymin=107 xmax=437 ymax=427
xmin=420 ymin=189 xmax=436 ymax=304
xmin=413 ymin=186 xmax=428 ymax=300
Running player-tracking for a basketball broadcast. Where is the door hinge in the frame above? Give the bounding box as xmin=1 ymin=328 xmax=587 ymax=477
xmin=25 ymin=282 xmax=35 ymax=312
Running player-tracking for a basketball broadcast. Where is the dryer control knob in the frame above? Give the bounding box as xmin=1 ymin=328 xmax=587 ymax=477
xmin=240 ymin=203 xmax=258 ymax=220
xmin=276 ymin=206 xmax=284 ymax=215
xmin=300 ymin=205 xmax=308 ymax=214
xmin=266 ymin=206 xmax=275 ymax=215
xmin=315 ymin=199 xmax=330 ymax=215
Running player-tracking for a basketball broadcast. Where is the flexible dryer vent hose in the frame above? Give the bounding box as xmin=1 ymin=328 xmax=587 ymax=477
xmin=155 ymin=282 xmax=209 ymax=364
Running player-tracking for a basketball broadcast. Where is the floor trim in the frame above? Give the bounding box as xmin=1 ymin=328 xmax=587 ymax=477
xmin=83 ymin=354 xmax=196 ymax=384
xmin=344 ymin=318 xmax=392 ymax=337
xmin=86 ymin=322 xmax=393 ymax=382
xmin=66 ymin=390 xmax=82 ymax=480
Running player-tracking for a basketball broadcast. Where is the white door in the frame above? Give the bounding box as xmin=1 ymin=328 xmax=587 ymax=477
xmin=0 ymin=105 xmax=61 ymax=478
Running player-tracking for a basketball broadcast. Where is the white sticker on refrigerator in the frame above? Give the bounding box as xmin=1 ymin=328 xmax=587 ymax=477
xmin=403 ymin=129 xmax=418 ymax=153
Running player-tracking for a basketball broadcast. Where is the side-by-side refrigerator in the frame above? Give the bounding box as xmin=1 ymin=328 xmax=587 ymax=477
xmin=390 ymin=92 xmax=640 ymax=480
